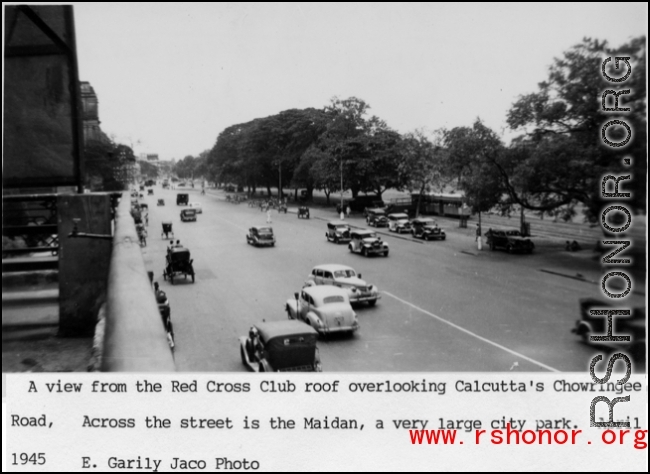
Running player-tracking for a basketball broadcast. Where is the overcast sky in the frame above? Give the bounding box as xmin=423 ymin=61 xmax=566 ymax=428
xmin=64 ymin=3 xmax=648 ymax=160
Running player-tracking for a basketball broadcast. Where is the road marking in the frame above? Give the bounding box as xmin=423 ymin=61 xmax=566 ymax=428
xmin=383 ymin=291 xmax=561 ymax=372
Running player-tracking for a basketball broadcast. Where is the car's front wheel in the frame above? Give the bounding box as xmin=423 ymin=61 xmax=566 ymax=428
xmin=368 ymin=299 xmax=377 ymax=307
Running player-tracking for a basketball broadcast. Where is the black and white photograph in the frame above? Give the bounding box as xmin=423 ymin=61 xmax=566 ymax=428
xmin=3 ymin=3 xmax=647 ymax=376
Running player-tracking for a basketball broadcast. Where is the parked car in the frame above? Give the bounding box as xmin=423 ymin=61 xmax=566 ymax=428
xmin=326 ymin=221 xmax=351 ymax=243
xmin=285 ymin=286 xmax=359 ymax=335
xmin=388 ymin=213 xmax=412 ymax=233
xmin=304 ymin=264 xmax=380 ymax=306
xmin=147 ymin=189 xmax=154 ymax=195
xmin=348 ymin=195 xmax=384 ymax=213
xmin=348 ymin=229 xmax=389 ymax=257
xmin=157 ymin=198 xmax=165 ymax=206
xmin=572 ymin=298 xmax=645 ymax=362
xmin=180 ymin=208 xmax=197 ymax=222
xmin=411 ymin=217 xmax=446 ymax=240
xmin=366 ymin=208 xmax=389 ymax=227
xmin=188 ymin=202 xmax=203 ymax=214
xmin=177 ymin=193 xmax=189 ymax=206
xmin=486 ymin=229 xmax=534 ymax=253
xmin=246 ymin=226 xmax=275 ymax=247
xmin=240 ymin=320 xmax=322 ymax=372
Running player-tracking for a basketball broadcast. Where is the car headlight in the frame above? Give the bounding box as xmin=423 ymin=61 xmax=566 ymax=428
xmin=351 ymin=287 xmax=358 ymax=292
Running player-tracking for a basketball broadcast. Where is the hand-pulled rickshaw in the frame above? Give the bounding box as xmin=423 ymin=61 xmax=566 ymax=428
xmin=161 ymin=221 xmax=174 ymax=239
xmin=163 ymin=246 xmax=195 ymax=285
xmin=298 ymin=206 xmax=310 ymax=219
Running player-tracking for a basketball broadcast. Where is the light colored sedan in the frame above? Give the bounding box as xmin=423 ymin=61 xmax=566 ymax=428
xmin=285 ymin=286 xmax=359 ymax=335
xmin=388 ymin=213 xmax=412 ymax=233
xmin=304 ymin=264 xmax=381 ymax=306
xmin=188 ymin=202 xmax=203 ymax=213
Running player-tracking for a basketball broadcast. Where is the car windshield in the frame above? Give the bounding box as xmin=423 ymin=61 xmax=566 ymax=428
xmin=335 ymin=226 xmax=348 ymax=232
xmin=323 ymin=295 xmax=345 ymax=304
xmin=506 ymin=230 xmax=522 ymax=236
xmin=258 ymin=228 xmax=273 ymax=235
xmin=333 ymin=269 xmax=356 ymax=278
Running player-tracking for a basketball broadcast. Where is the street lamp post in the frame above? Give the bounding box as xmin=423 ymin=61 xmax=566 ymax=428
xmin=340 ymin=158 xmax=344 ymax=219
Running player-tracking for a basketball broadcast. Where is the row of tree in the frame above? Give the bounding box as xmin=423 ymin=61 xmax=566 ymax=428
xmin=197 ymin=37 xmax=645 ymax=223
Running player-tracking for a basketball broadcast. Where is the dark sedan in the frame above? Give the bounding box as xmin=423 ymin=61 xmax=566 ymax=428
xmin=486 ymin=229 xmax=534 ymax=253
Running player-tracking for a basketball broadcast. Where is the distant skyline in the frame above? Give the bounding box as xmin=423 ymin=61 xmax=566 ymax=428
xmin=40 ymin=4 xmax=650 ymax=160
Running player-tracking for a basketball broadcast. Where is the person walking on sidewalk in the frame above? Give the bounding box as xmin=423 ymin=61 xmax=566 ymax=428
xmin=266 ymin=209 xmax=272 ymax=224
xmin=475 ymin=223 xmax=483 ymax=251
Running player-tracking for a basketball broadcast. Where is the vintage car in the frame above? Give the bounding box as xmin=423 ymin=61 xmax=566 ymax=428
xmin=163 ymin=246 xmax=195 ymax=284
xmin=572 ymin=298 xmax=645 ymax=362
xmin=180 ymin=208 xmax=197 ymax=222
xmin=348 ymin=229 xmax=389 ymax=257
xmin=411 ymin=217 xmax=446 ymax=241
xmin=285 ymin=286 xmax=359 ymax=335
xmin=188 ymin=201 xmax=203 ymax=214
xmin=325 ymin=221 xmax=351 ymax=243
xmin=157 ymin=198 xmax=165 ymax=206
xmin=347 ymin=195 xmax=384 ymax=213
xmin=240 ymin=320 xmax=322 ymax=372
xmin=366 ymin=208 xmax=389 ymax=227
xmin=387 ymin=213 xmax=412 ymax=234
xmin=486 ymin=229 xmax=534 ymax=253
xmin=139 ymin=184 xmax=145 ymax=191
xmin=298 ymin=206 xmax=310 ymax=219
xmin=246 ymin=226 xmax=275 ymax=247
xmin=304 ymin=264 xmax=380 ymax=306
xmin=177 ymin=193 xmax=189 ymax=205
xmin=147 ymin=189 xmax=154 ymax=195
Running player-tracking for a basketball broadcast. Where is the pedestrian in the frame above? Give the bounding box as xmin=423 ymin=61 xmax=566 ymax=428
xmin=346 ymin=205 xmax=351 ymax=219
xmin=266 ymin=209 xmax=272 ymax=224
xmin=476 ymin=223 xmax=482 ymax=251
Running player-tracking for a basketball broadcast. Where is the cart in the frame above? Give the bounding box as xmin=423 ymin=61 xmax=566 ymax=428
xmin=161 ymin=221 xmax=174 ymax=239
xmin=298 ymin=206 xmax=310 ymax=219
xmin=163 ymin=247 xmax=195 ymax=285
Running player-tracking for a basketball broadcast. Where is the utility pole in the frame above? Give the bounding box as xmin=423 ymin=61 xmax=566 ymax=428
xmin=340 ymin=158 xmax=344 ymax=219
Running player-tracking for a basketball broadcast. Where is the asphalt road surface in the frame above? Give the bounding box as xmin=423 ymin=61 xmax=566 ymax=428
xmin=141 ymin=186 xmax=645 ymax=373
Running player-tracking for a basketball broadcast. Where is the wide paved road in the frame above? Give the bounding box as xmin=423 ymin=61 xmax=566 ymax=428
xmin=141 ymin=186 xmax=645 ymax=372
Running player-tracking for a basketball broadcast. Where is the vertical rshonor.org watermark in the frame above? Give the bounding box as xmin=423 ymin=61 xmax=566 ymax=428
xmin=590 ymin=55 xmax=636 ymax=429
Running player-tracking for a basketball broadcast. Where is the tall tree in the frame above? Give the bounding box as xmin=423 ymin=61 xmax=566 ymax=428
xmin=505 ymin=36 xmax=646 ymax=220
xmin=400 ymin=129 xmax=447 ymax=217
xmin=443 ymin=120 xmax=505 ymax=229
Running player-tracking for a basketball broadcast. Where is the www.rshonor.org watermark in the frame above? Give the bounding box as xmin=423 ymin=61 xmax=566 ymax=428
xmin=589 ymin=55 xmax=637 ymax=428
